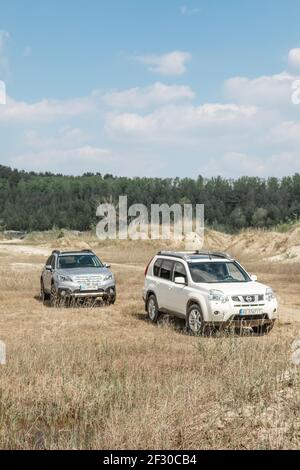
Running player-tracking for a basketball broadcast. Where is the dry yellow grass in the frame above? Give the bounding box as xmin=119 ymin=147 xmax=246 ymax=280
xmin=0 ymin=236 xmax=300 ymax=449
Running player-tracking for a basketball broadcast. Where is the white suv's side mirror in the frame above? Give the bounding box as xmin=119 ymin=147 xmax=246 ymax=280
xmin=175 ymin=276 xmax=186 ymax=285
xmin=45 ymin=265 xmax=52 ymax=271
xmin=250 ymin=274 xmax=258 ymax=282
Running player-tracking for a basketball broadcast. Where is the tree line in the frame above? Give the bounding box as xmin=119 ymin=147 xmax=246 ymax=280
xmin=0 ymin=165 xmax=299 ymax=232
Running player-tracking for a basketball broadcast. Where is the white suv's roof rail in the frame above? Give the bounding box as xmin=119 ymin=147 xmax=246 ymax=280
xmin=156 ymin=250 xmax=233 ymax=261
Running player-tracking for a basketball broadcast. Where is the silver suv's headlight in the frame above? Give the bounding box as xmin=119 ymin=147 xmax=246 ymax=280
xmin=57 ymin=274 xmax=73 ymax=282
xmin=266 ymin=288 xmax=276 ymax=302
xmin=104 ymin=274 xmax=113 ymax=281
xmin=208 ymin=290 xmax=229 ymax=303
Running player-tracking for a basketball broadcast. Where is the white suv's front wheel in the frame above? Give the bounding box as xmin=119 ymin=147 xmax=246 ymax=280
xmin=187 ymin=304 xmax=205 ymax=335
xmin=146 ymin=294 xmax=160 ymax=323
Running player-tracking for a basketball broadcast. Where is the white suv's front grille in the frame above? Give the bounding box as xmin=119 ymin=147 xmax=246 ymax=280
xmin=232 ymin=294 xmax=265 ymax=306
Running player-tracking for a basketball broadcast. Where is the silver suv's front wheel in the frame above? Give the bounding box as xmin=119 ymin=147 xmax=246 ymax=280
xmin=50 ymin=285 xmax=58 ymax=307
xmin=187 ymin=304 xmax=205 ymax=335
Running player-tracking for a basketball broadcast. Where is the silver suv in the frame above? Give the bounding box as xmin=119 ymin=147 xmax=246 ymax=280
xmin=41 ymin=249 xmax=116 ymax=306
xmin=143 ymin=251 xmax=278 ymax=335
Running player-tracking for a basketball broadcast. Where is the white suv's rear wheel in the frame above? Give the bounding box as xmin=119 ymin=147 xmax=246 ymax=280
xmin=187 ymin=304 xmax=205 ymax=335
xmin=147 ymin=294 xmax=160 ymax=323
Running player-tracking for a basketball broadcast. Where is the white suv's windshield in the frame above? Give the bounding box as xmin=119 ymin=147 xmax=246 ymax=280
xmin=58 ymin=254 xmax=103 ymax=269
xmin=188 ymin=261 xmax=250 ymax=283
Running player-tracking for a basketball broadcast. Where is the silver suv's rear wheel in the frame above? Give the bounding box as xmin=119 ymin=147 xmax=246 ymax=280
xmin=40 ymin=280 xmax=50 ymax=304
xmin=146 ymin=294 xmax=160 ymax=323
xmin=187 ymin=304 xmax=205 ymax=335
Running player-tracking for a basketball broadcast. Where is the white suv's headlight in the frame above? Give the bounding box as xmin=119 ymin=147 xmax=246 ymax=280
xmin=57 ymin=274 xmax=73 ymax=282
xmin=208 ymin=290 xmax=229 ymax=303
xmin=104 ymin=274 xmax=113 ymax=281
xmin=266 ymin=288 xmax=276 ymax=302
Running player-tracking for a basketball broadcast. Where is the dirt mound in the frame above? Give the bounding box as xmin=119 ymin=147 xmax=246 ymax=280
xmin=50 ymin=237 xmax=91 ymax=251
xmin=226 ymin=225 xmax=300 ymax=262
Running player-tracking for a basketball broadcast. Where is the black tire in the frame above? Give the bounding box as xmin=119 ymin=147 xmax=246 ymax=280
xmin=40 ymin=280 xmax=50 ymax=304
xmin=146 ymin=294 xmax=160 ymax=323
xmin=252 ymin=321 xmax=275 ymax=336
xmin=186 ymin=303 xmax=205 ymax=335
xmin=50 ymin=284 xmax=58 ymax=307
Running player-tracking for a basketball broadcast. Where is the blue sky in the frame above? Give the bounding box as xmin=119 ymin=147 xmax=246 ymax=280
xmin=1 ymin=0 xmax=300 ymax=177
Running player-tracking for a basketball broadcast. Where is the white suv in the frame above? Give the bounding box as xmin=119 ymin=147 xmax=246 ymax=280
xmin=143 ymin=251 xmax=278 ymax=335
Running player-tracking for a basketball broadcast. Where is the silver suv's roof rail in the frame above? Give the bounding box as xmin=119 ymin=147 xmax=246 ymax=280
xmin=52 ymin=249 xmax=94 ymax=255
xmin=157 ymin=250 xmax=233 ymax=261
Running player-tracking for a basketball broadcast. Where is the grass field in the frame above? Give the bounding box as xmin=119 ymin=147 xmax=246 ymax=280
xmin=0 ymin=235 xmax=300 ymax=449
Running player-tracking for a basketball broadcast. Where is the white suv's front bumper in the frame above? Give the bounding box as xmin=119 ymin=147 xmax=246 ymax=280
xmin=206 ymin=298 xmax=278 ymax=325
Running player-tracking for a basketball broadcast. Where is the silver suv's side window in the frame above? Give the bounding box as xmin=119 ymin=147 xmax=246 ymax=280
xmin=46 ymin=256 xmax=52 ymax=266
xmin=153 ymin=259 xmax=162 ymax=277
xmin=159 ymin=260 xmax=173 ymax=280
xmin=51 ymin=256 xmax=56 ymax=269
xmin=173 ymin=262 xmax=188 ymax=284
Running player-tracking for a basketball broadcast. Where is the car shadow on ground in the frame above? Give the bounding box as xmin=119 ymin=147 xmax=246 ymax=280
xmin=135 ymin=312 xmax=269 ymax=338
xmin=33 ymin=294 xmax=109 ymax=309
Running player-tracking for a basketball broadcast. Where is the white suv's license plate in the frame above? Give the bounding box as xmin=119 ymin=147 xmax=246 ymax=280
xmin=239 ymin=308 xmax=263 ymax=316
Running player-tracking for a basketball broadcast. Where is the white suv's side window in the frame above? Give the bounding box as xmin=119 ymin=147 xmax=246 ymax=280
xmin=153 ymin=259 xmax=162 ymax=277
xmin=173 ymin=262 xmax=188 ymax=284
xmin=159 ymin=260 xmax=173 ymax=280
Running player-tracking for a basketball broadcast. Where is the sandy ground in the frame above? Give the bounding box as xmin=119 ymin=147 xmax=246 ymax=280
xmin=0 ymin=233 xmax=299 ymax=449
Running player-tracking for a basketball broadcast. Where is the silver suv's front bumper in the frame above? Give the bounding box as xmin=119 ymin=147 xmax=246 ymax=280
xmin=56 ymin=279 xmax=116 ymax=300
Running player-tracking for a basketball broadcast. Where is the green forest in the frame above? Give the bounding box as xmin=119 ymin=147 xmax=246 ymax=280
xmin=0 ymin=165 xmax=300 ymax=232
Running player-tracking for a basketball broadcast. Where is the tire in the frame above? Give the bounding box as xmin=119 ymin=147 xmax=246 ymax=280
xmin=186 ymin=304 xmax=205 ymax=335
xmin=40 ymin=280 xmax=50 ymax=304
xmin=108 ymin=291 xmax=116 ymax=305
xmin=146 ymin=294 xmax=160 ymax=323
xmin=252 ymin=321 xmax=275 ymax=336
xmin=50 ymin=284 xmax=58 ymax=307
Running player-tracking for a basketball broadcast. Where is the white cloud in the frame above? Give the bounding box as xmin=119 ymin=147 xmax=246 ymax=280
xmin=136 ymin=51 xmax=192 ymax=76
xmin=288 ymin=48 xmax=300 ymax=68
xmin=23 ymin=127 xmax=91 ymax=149
xmin=203 ymin=152 xmax=300 ymax=178
xmin=0 ymin=93 xmax=98 ymax=122
xmin=180 ymin=5 xmax=200 ymax=15
xmin=105 ymin=103 xmax=257 ymax=141
xmin=12 ymin=146 xmax=111 ymax=173
xmin=224 ymin=72 xmax=297 ymax=108
xmin=0 ymin=80 xmax=6 ymax=104
xmin=103 ymin=82 xmax=194 ymax=109
xmin=0 ymin=30 xmax=10 ymax=74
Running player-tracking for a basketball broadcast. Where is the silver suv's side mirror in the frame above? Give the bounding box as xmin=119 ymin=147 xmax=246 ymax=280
xmin=104 ymin=263 xmax=111 ymax=269
xmin=250 ymin=274 xmax=258 ymax=282
xmin=45 ymin=265 xmax=52 ymax=271
xmin=175 ymin=276 xmax=186 ymax=285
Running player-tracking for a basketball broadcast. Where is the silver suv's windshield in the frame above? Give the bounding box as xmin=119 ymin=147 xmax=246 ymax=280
xmin=58 ymin=254 xmax=103 ymax=269
xmin=188 ymin=261 xmax=250 ymax=283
